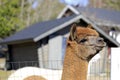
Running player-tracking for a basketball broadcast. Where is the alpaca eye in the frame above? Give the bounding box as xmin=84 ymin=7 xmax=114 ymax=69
xmin=79 ymin=39 xmax=87 ymax=43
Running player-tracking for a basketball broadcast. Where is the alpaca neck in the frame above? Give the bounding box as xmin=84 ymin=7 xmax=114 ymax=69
xmin=61 ymin=45 xmax=88 ymax=80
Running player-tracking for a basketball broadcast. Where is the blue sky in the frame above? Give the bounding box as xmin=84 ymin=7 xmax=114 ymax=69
xmin=60 ymin=0 xmax=89 ymax=7
xmin=31 ymin=0 xmax=89 ymax=9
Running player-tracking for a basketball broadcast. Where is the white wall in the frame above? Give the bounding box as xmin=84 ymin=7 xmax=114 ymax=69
xmin=111 ymin=48 xmax=120 ymax=80
xmin=48 ymin=36 xmax=64 ymax=69
xmin=88 ymin=47 xmax=108 ymax=74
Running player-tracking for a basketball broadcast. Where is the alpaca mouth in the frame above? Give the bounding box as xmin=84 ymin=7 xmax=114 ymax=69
xmin=96 ymin=46 xmax=103 ymax=51
xmin=95 ymin=44 xmax=106 ymax=53
xmin=95 ymin=42 xmax=106 ymax=48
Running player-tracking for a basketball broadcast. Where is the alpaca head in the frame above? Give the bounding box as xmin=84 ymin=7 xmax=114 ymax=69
xmin=69 ymin=24 xmax=106 ymax=61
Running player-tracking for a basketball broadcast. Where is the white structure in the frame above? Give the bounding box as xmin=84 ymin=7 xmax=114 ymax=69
xmin=49 ymin=36 xmax=65 ymax=69
xmin=88 ymin=47 xmax=107 ymax=75
xmin=116 ymin=34 xmax=120 ymax=43
xmin=111 ymin=48 xmax=120 ymax=80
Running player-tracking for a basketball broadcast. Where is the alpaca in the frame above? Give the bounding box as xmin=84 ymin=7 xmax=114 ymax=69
xmin=61 ymin=24 xmax=106 ymax=80
xmin=8 ymin=24 xmax=105 ymax=80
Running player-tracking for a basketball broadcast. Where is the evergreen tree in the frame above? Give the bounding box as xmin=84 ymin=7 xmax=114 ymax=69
xmin=0 ymin=0 xmax=22 ymax=38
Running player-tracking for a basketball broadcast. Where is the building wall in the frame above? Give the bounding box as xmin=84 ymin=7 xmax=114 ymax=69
xmin=37 ymin=26 xmax=71 ymax=69
xmin=37 ymin=37 xmax=49 ymax=68
xmin=48 ymin=35 xmax=63 ymax=69
xmin=9 ymin=42 xmax=38 ymax=69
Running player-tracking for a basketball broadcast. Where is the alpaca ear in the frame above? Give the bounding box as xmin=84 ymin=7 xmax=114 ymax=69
xmin=87 ymin=24 xmax=93 ymax=29
xmin=69 ymin=24 xmax=77 ymax=41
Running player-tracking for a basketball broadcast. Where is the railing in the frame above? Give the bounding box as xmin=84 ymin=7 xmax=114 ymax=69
xmin=0 ymin=60 xmax=110 ymax=80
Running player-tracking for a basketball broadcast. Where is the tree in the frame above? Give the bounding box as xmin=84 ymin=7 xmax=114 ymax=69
xmin=0 ymin=0 xmax=24 ymax=38
xmin=0 ymin=0 xmax=64 ymax=38
xmin=90 ymin=0 xmax=120 ymax=11
xmin=103 ymin=0 xmax=120 ymax=11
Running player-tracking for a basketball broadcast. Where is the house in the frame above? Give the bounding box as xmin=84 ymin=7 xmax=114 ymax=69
xmin=58 ymin=5 xmax=120 ymax=26
xmin=58 ymin=5 xmax=120 ymax=40
xmin=0 ymin=5 xmax=120 ymax=70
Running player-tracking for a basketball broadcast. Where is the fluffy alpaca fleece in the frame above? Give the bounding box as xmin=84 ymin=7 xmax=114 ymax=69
xmin=8 ymin=67 xmax=62 ymax=80
xmin=61 ymin=24 xmax=105 ymax=80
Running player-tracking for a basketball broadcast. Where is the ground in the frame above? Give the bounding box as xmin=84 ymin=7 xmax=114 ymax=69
xmin=0 ymin=70 xmax=13 ymax=80
xmin=0 ymin=58 xmax=5 ymax=70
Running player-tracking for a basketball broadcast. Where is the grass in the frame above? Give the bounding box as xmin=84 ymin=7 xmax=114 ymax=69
xmin=0 ymin=58 xmax=13 ymax=80
xmin=0 ymin=70 xmax=13 ymax=80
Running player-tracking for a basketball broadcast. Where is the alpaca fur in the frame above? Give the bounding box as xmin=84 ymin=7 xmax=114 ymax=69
xmin=61 ymin=24 xmax=105 ymax=80
xmin=24 ymin=75 xmax=46 ymax=80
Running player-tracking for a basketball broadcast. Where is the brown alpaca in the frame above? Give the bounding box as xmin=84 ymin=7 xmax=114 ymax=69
xmin=61 ymin=24 xmax=106 ymax=80
xmin=24 ymin=75 xmax=46 ymax=80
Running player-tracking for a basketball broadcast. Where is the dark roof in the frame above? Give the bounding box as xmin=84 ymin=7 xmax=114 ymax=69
xmin=0 ymin=15 xmax=77 ymax=44
xmin=73 ymin=6 xmax=120 ymax=25
xmin=57 ymin=6 xmax=120 ymax=26
xmin=1 ymin=11 xmax=120 ymax=46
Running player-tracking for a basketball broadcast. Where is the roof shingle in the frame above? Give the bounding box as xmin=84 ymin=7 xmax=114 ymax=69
xmin=73 ymin=6 xmax=120 ymax=25
xmin=1 ymin=15 xmax=77 ymax=44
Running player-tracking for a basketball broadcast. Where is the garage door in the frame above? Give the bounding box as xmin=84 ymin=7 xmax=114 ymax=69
xmin=10 ymin=42 xmax=39 ymax=69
